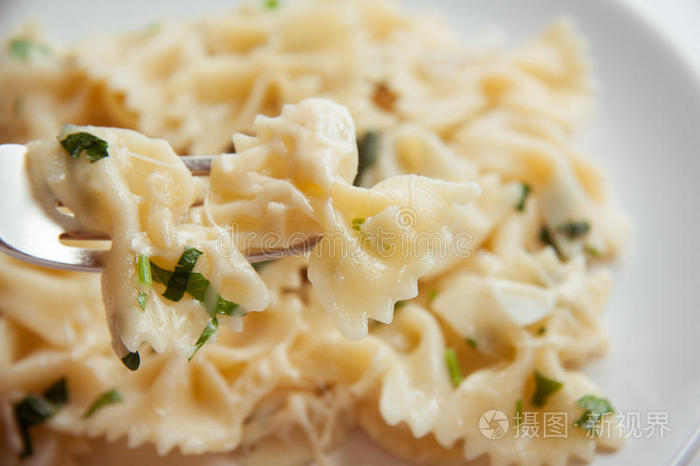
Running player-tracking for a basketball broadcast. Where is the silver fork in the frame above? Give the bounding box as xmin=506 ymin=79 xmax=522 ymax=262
xmin=0 ymin=144 xmax=319 ymax=272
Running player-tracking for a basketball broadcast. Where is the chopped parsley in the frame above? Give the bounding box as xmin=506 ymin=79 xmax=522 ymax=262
xmin=516 ymin=183 xmax=531 ymax=212
xmin=162 ymin=246 xmax=203 ymax=301
xmin=189 ymin=317 xmax=219 ymax=361
xmin=263 ymin=0 xmax=280 ymax=9
xmin=9 ymin=38 xmax=50 ymax=60
xmin=121 ymin=351 xmax=140 ymax=371
xmin=394 ymin=300 xmax=408 ymax=309
xmin=572 ymin=395 xmax=614 ymax=435
xmin=13 ymin=377 xmax=68 ymax=459
xmin=252 ymin=260 xmax=275 ymax=271
xmin=351 ymin=217 xmax=365 ymax=232
xmin=82 ymin=389 xmax=123 ymax=418
xmin=137 ymin=291 xmax=148 ymax=311
xmin=466 ymin=337 xmax=478 ymax=349
xmin=584 ymin=244 xmax=602 ymax=257
xmin=150 ymin=248 xmax=244 ymax=360
xmin=536 ymin=326 xmax=546 ymax=335
xmin=531 ymin=370 xmax=563 ymax=407
xmin=515 ymin=399 xmax=523 ymax=427
xmin=557 ymin=221 xmax=590 ymax=239
xmin=150 ymin=260 xmax=243 ymax=319
xmin=136 ymin=255 xmax=152 ymax=286
xmin=538 ymin=226 xmax=562 ymax=259
xmin=354 ymin=130 xmax=380 ymax=186
xmin=444 ymin=348 xmax=463 ymax=387
xmin=187 ymin=272 xmax=242 ymax=317
xmin=59 ymin=132 xmax=110 ymax=163
xmin=428 ymin=289 xmax=438 ymax=301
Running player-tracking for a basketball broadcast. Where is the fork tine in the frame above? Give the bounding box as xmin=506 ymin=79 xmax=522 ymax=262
xmin=0 ymin=144 xmax=109 ymax=272
xmin=0 ymin=145 xmax=320 ymax=272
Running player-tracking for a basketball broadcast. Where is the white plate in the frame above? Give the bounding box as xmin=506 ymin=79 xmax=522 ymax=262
xmin=1 ymin=0 xmax=699 ymax=464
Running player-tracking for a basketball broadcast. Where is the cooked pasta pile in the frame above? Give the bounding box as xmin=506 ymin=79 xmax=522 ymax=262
xmin=0 ymin=1 xmax=629 ymax=465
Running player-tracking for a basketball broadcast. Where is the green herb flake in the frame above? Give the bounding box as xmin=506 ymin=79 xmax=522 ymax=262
xmin=515 ymin=399 xmax=523 ymax=427
xmin=9 ymin=38 xmax=50 ymax=60
xmin=572 ymin=395 xmax=614 ymax=435
xmin=59 ymin=132 xmax=110 ymax=163
xmin=351 ymin=217 xmax=365 ymax=232
xmin=82 ymin=389 xmax=123 ymax=419
xmin=162 ymin=246 xmax=203 ymax=301
xmin=516 ymin=183 xmax=532 ymax=212
xmin=428 ymin=289 xmax=438 ymax=301
xmin=536 ymin=326 xmax=546 ymax=336
xmin=394 ymin=300 xmax=408 ymax=310
xmin=137 ymin=291 xmax=148 ymax=311
xmin=186 ymin=272 xmax=242 ymax=317
xmin=43 ymin=377 xmax=68 ymax=405
xmin=354 ymin=130 xmax=380 ymax=186
xmin=557 ymin=221 xmax=590 ymax=240
xmin=121 ymin=352 xmax=140 ymax=371
xmin=444 ymin=348 xmax=463 ymax=387
xmin=252 ymin=260 xmax=275 ymax=271
xmin=136 ymin=255 xmax=152 ymax=286
xmin=584 ymin=245 xmax=602 ymax=257
xmin=189 ymin=317 xmax=219 ymax=361
xmin=466 ymin=337 xmax=478 ymax=349
xmin=531 ymin=370 xmax=563 ymax=407
xmin=149 ymin=260 xmax=173 ymax=284
xmin=151 ymin=259 xmax=243 ymax=319
xmin=263 ymin=0 xmax=280 ymax=10
xmin=538 ymin=226 xmax=562 ymax=259
xmin=13 ymin=377 xmax=68 ymax=459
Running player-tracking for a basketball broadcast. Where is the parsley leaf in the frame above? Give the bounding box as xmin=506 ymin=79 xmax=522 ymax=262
xmin=149 ymin=260 xmax=173 ymax=284
xmin=466 ymin=337 xmax=478 ymax=349
xmin=516 ymin=183 xmax=532 ymax=212
xmin=43 ymin=377 xmax=68 ymax=405
xmin=557 ymin=221 xmax=590 ymax=239
xmin=252 ymin=260 xmax=275 ymax=271
xmin=189 ymin=317 xmax=219 ymax=361
xmin=9 ymin=38 xmax=50 ymax=60
xmin=444 ymin=348 xmax=463 ymax=387
xmin=428 ymin=289 xmax=438 ymax=301
xmin=59 ymin=132 xmax=110 ymax=163
xmin=13 ymin=377 xmax=68 ymax=459
xmin=162 ymin=246 xmax=203 ymax=301
xmin=137 ymin=291 xmax=148 ymax=311
xmin=584 ymin=245 xmax=602 ymax=257
xmin=572 ymin=395 xmax=614 ymax=435
xmin=351 ymin=217 xmax=365 ymax=232
xmin=83 ymin=389 xmax=123 ymax=418
xmin=354 ymin=130 xmax=380 ymax=186
xmin=136 ymin=255 xmax=152 ymax=286
xmin=515 ymin=399 xmax=523 ymax=427
xmin=121 ymin=352 xmax=140 ymax=371
xmin=394 ymin=300 xmax=408 ymax=310
xmin=531 ymin=370 xmax=563 ymax=407
xmin=539 ymin=226 xmax=563 ymax=259
xmin=263 ymin=0 xmax=280 ymax=9
xmin=186 ymin=272 xmax=243 ymax=318
xmin=151 ymin=259 xmax=244 ymax=318
xmin=536 ymin=326 xmax=546 ymax=336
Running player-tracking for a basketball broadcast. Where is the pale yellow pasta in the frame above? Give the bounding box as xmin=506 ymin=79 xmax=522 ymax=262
xmin=0 ymin=1 xmax=630 ymax=465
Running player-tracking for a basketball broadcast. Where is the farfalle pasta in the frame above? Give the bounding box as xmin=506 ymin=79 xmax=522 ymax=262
xmin=0 ymin=1 xmax=629 ymax=465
